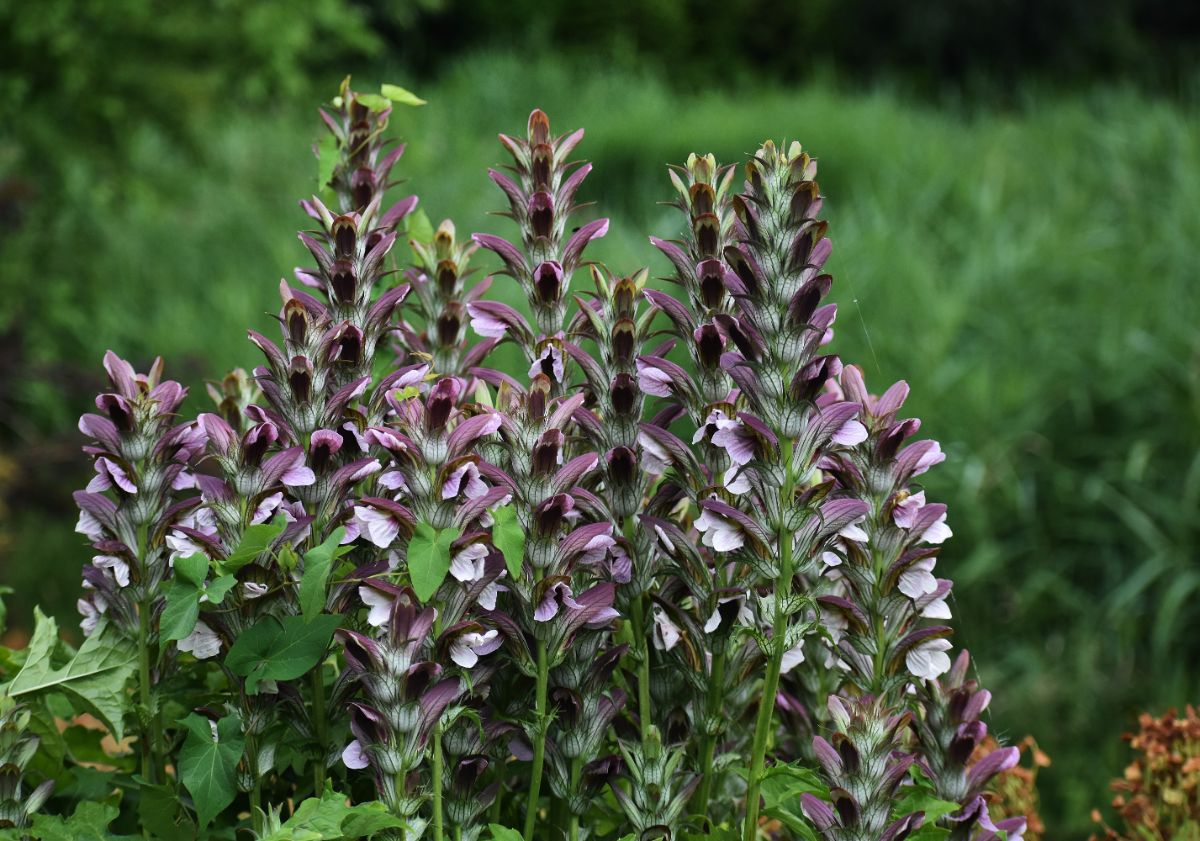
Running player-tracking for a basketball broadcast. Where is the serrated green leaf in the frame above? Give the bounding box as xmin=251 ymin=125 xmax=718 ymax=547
xmin=174 ymin=553 xmax=209 ymax=587
xmin=490 ymin=505 xmax=525 ymax=581
xmin=299 ymin=528 xmax=348 ymax=620
xmin=178 ymin=713 xmax=243 ymax=828
xmin=380 ymin=83 xmax=426 ymax=107
xmin=26 ymin=800 xmax=120 ymax=841
xmin=161 ymin=579 xmax=202 ymax=642
xmin=7 ymin=609 xmax=137 ymax=739
xmin=222 ymin=520 xmax=287 ymax=572
xmin=262 ymin=783 xmax=407 ymax=840
xmin=892 ymin=782 xmax=961 ymax=825
xmin=225 ymin=614 xmax=340 ymax=693
xmin=407 ymin=522 xmax=461 ymax=601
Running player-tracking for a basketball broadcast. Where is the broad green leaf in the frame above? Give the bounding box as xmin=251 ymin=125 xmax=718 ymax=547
xmin=380 ymin=83 xmax=426 ymax=107
xmin=905 ymin=826 xmax=951 ymax=841
xmin=488 ymin=826 xmax=525 ymax=841
xmin=205 ymin=573 xmax=238 ymax=604
xmin=490 ymin=505 xmax=525 ymax=581
xmin=299 ymin=528 xmax=349 ymax=620
xmin=138 ymin=779 xmax=196 ymax=839
xmin=7 ymin=609 xmax=137 ymax=739
xmin=225 ymin=614 xmax=341 ymax=693
xmin=756 ymin=763 xmax=826 ymax=841
xmin=178 ymin=713 xmax=244 ymax=828
xmin=407 ymin=522 xmax=461 ymax=601
xmin=261 ymin=783 xmax=407 ymax=840
xmin=317 ymin=133 xmax=338 ymax=189
xmin=222 ymin=519 xmax=287 ymax=572
xmin=26 ymin=800 xmax=120 ymax=841
xmin=161 ymin=579 xmax=201 ymax=642
xmin=174 ymin=553 xmax=209 ymax=586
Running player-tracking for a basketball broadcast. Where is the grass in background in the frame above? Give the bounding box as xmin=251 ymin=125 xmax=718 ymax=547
xmin=1 ymin=51 xmax=1197 ymax=837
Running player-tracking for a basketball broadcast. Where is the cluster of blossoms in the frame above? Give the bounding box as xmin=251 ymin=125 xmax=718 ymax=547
xmin=36 ymin=83 xmax=1035 ymax=840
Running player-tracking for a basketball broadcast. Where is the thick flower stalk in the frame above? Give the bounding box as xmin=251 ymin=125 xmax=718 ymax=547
xmin=645 ymin=152 xmax=739 ymax=423
xmin=0 ymin=697 xmax=53 ymax=831
xmin=400 ymin=219 xmax=495 ymax=377
xmin=471 ymin=378 xmax=620 ymax=839
xmin=814 ymin=365 xmax=954 ymax=699
xmin=801 ymin=695 xmax=925 ymax=841
xmin=643 ymin=140 xmax=869 ymax=839
xmin=319 ymin=77 xmax=417 ymax=216
xmin=565 ymin=266 xmax=662 ymax=758
xmin=913 ymin=651 xmax=1026 ymax=840
xmin=74 ymin=352 xmax=203 ymax=782
xmin=470 ymin=109 xmax=609 ymax=388
xmin=338 ymin=586 xmax=466 ymax=834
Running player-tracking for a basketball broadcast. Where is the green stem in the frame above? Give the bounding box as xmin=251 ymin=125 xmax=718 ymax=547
xmin=522 ymin=640 xmax=550 ymax=841
xmin=621 ymin=517 xmax=653 ymax=743
xmin=136 ymin=599 xmax=156 ymax=784
xmin=251 ymin=775 xmax=263 ymax=835
xmin=432 ymin=725 xmax=445 ymax=841
xmin=693 ymin=642 xmax=727 ymax=814
xmin=742 ymin=438 xmax=796 ymax=841
xmin=568 ymin=756 xmax=581 ymax=841
xmin=311 ymin=667 xmax=328 ymax=793
xmin=629 ymin=594 xmax=652 ymax=742
xmin=489 ymin=782 xmax=503 ymax=825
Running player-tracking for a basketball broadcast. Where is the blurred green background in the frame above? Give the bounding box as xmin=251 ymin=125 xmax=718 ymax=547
xmin=1 ymin=1 xmax=1198 ymax=836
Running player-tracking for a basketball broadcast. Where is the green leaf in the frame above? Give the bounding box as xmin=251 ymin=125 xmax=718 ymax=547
xmin=261 ymin=784 xmax=407 ymax=840
xmin=317 ymin=133 xmax=338 ymax=189
xmin=488 ymin=826 xmax=525 ymax=841
xmin=174 ymin=553 xmax=209 ymax=586
xmin=26 ymin=800 xmax=120 ymax=841
xmin=891 ymin=786 xmax=962 ymax=825
xmin=138 ymin=779 xmax=196 ymax=840
xmin=299 ymin=528 xmax=349 ymax=620
xmin=225 ymin=614 xmax=340 ymax=693
xmin=161 ymin=579 xmax=202 ymax=642
xmin=222 ymin=519 xmax=287 ymax=572
xmin=407 ymin=522 xmax=461 ymax=601
xmin=405 ymin=207 xmax=434 ymax=245
xmin=7 ymin=609 xmax=137 ymax=739
xmin=380 ymin=83 xmax=426 ymax=107
xmin=205 ymin=573 xmax=238 ymax=604
xmin=355 ymin=93 xmax=391 ymax=112
xmin=755 ymin=763 xmax=827 ymax=841
xmin=178 ymin=713 xmax=244 ymax=828
xmin=490 ymin=505 xmax=525 ymax=581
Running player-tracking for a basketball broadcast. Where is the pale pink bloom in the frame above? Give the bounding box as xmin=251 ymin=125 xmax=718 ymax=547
xmin=178 ymin=620 xmax=221 ymax=660
xmin=695 ymin=508 xmax=743 ymax=552
xmin=359 ymin=586 xmax=393 ymax=627
xmin=652 ymin=606 xmax=682 ymax=651
xmin=351 ymin=505 xmax=400 ymax=548
xmin=906 ymin=638 xmax=953 ymax=680
xmin=342 ymin=740 xmax=370 ymax=770
xmin=449 ymin=630 xmax=501 ymax=668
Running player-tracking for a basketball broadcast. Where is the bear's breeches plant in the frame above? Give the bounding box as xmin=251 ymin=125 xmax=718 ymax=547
xmin=0 ymin=79 xmax=1031 ymax=841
